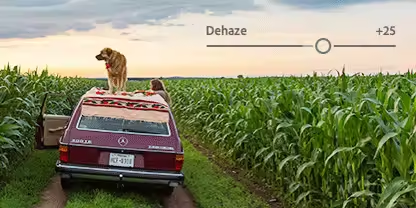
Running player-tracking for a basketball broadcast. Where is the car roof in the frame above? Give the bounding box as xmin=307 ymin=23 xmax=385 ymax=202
xmin=82 ymin=87 xmax=169 ymax=106
xmin=78 ymin=87 xmax=170 ymax=123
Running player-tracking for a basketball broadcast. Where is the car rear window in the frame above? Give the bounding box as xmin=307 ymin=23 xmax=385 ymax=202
xmin=77 ymin=115 xmax=170 ymax=136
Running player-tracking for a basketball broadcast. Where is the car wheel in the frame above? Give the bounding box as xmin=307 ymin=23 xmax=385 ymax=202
xmin=60 ymin=177 xmax=71 ymax=190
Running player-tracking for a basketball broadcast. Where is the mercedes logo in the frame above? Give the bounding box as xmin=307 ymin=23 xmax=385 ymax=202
xmin=118 ymin=137 xmax=128 ymax=146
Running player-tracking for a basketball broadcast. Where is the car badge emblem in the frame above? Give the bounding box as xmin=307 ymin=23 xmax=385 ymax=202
xmin=118 ymin=137 xmax=128 ymax=146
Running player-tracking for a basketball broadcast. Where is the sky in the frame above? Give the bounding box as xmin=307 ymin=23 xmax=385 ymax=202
xmin=0 ymin=0 xmax=415 ymax=78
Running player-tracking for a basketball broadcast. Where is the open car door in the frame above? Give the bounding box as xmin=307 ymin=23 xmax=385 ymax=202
xmin=34 ymin=93 xmax=73 ymax=149
xmin=43 ymin=114 xmax=70 ymax=147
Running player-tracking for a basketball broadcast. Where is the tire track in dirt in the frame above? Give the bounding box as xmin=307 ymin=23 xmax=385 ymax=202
xmin=35 ymin=174 xmax=196 ymax=208
xmin=162 ymin=185 xmax=196 ymax=208
xmin=186 ymin=137 xmax=283 ymax=208
xmin=35 ymin=175 xmax=67 ymax=208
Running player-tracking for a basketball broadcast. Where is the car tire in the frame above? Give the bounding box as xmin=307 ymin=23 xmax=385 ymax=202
xmin=60 ymin=177 xmax=71 ymax=190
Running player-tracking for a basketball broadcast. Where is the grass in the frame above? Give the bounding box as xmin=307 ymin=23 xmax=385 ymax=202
xmin=0 ymin=135 xmax=267 ymax=208
xmin=181 ymin=139 xmax=268 ymax=208
xmin=0 ymin=150 xmax=58 ymax=208
xmin=65 ymin=189 xmax=160 ymax=208
xmin=64 ymin=139 xmax=268 ymax=208
xmin=0 ymin=148 xmax=161 ymax=208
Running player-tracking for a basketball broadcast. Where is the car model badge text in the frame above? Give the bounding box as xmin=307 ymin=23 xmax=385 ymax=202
xmin=70 ymin=139 xmax=92 ymax=144
xmin=148 ymin=145 xmax=174 ymax=151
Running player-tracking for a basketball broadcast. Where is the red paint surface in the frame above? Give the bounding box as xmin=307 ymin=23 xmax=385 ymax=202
xmin=61 ymin=101 xmax=182 ymax=171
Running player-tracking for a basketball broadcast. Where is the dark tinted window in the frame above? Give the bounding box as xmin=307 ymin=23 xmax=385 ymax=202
xmin=77 ymin=116 xmax=169 ymax=135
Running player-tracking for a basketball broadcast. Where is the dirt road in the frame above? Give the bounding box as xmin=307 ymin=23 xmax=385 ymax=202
xmin=35 ymin=175 xmax=196 ymax=208
xmin=35 ymin=176 xmax=66 ymax=208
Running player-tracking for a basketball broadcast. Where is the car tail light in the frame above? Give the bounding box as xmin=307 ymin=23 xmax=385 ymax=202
xmin=59 ymin=145 xmax=69 ymax=163
xmin=175 ymin=154 xmax=184 ymax=171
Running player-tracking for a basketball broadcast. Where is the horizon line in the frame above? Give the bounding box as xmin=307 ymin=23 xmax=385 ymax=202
xmin=85 ymin=70 xmax=416 ymax=79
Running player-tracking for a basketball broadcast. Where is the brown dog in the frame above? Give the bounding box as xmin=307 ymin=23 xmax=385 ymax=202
xmin=95 ymin=47 xmax=127 ymax=93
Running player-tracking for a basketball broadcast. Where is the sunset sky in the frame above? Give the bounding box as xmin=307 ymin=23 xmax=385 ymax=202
xmin=0 ymin=0 xmax=415 ymax=78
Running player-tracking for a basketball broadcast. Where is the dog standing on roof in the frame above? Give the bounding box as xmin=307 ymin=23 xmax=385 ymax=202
xmin=95 ymin=47 xmax=127 ymax=93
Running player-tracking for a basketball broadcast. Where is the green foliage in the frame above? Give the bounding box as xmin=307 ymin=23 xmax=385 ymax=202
xmin=3 ymin=63 xmax=416 ymax=207
xmin=165 ymin=70 xmax=416 ymax=207
xmin=0 ymin=65 xmax=105 ymax=178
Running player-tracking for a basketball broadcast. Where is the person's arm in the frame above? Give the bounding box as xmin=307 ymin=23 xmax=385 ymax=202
xmin=165 ymin=92 xmax=172 ymax=106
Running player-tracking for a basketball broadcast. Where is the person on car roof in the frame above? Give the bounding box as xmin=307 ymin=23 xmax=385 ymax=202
xmin=150 ymin=78 xmax=172 ymax=106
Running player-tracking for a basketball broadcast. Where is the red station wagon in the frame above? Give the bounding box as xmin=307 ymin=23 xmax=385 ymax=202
xmin=38 ymin=88 xmax=184 ymax=195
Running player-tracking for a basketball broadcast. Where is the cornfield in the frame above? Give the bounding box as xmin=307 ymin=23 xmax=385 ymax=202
xmin=0 ymin=65 xmax=104 ymax=180
xmin=2 ymin=64 xmax=416 ymax=207
xmin=167 ymin=70 xmax=416 ymax=207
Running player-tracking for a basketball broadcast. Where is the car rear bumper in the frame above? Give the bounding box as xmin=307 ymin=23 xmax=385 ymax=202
xmin=55 ymin=160 xmax=184 ymax=187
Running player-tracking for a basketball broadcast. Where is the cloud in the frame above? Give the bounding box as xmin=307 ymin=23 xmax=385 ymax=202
xmin=0 ymin=45 xmax=18 ymax=48
xmin=0 ymin=0 xmax=413 ymax=39
xmin=129 ymin=38 xmax=146 ymax=41
xmin=273 ymin=0 xmax=412 ymax=9
xmin=0 ymin=0 xmax=71 ymax=7
xmin=0 ymin=0 xmax=259 ymax=39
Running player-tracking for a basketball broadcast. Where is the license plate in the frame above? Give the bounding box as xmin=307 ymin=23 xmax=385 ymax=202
xmin=109 ymin=153 xmax=135 ymax=167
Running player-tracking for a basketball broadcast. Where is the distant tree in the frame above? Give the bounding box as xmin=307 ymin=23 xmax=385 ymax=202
xmin=221 ymin=76 xmax=225 ymax=79
xmin=159 ymin=76 xmax=163 ymax=79
xmin=237 ymin=75 xmax=243 ymax=79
